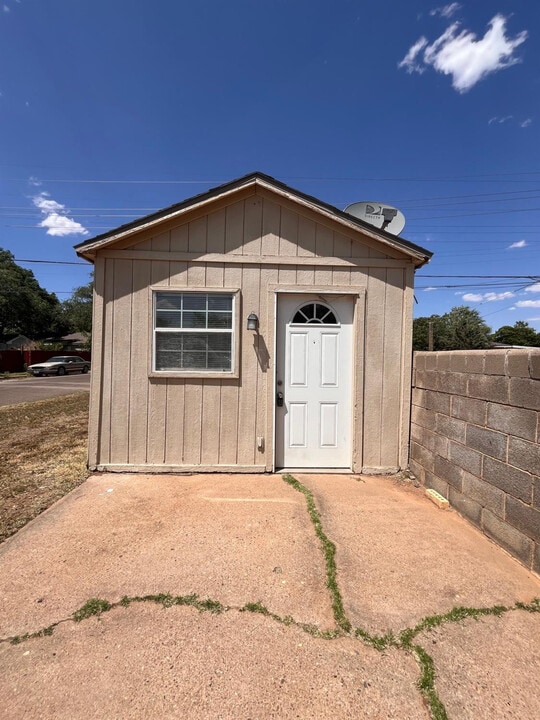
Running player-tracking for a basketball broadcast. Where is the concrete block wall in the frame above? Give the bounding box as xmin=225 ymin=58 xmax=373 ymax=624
xmin=410 ymin=349 xmax=540 ymax=573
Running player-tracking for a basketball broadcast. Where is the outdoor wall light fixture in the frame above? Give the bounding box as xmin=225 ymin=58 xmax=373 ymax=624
xmin=247 ymin=312 xmax=259 ymax=331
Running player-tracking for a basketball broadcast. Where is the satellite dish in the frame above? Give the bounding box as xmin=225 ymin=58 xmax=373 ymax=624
xmin=345 ymin=201 xmax=406 ymax=236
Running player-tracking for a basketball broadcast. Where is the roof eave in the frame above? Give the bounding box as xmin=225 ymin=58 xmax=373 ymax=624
xmin=74 ymin=172 xmax=432 ymax=267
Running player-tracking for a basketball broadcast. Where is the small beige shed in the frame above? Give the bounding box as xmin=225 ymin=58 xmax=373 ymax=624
xmin=75 ymin=173 xmax=431 ymax=474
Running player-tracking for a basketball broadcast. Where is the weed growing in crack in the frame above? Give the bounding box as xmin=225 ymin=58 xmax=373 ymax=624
xmin=412 ymin=644 xmax=449 ymax=720
xmin=400 ymin=604 xmax=509 ymax=646
xmin=72 ymin=598 xmax=112 ymax=622
xmin=355 ymin=628 xmax=397 ymax=651
xmin=515 ymin=598 xmax=540 ymax=613
xmin=282 ymin=474 xmax=351 ymax=633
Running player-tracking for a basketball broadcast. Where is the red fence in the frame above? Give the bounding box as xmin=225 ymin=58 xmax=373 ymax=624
xmin=0 ymin=350 xmax=91 ymax=373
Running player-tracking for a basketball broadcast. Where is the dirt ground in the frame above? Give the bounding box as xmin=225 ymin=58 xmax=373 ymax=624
xmin=0 ymin=392 xmax=88 ymax=541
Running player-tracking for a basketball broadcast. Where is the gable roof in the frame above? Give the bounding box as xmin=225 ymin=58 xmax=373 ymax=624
xmin=74 ymin=171 xmax=432 ymax=267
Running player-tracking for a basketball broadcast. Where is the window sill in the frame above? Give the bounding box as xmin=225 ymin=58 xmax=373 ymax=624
xmin=149 ymin=370 xmax=239 ymax=380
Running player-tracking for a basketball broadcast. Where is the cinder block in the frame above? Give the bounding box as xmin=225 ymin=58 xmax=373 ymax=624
xmin=414 ymin=352 xmax=427 ymax=371
xmin=506 ymin=497 xmax=540 ymax=543
xmin=410 ymin=441 xmax=435 ymax=473
xmin=438 ymin=371 xmax=468 ymax=395
xmin=409 ymin=459 xmax=425 ymax=484
xmin=425 ymin=391 xmax=451 ymax=415
xmin=483 ymin=350 xmax=507 ymax=376
xmin=465 ymin=352 xmax=484 ymax=374
xmin=412 ymin=387 xmax=427 ymax=408
xmin=449 ymin=486 xmax=482 ymax=528
xmin=468 ymin=375 xmax=509 ymax=404
xmin=509 ymin=377 xmax=540 ymax=411
xmin=425 ymin=353 xmax=437 ymax=370
xmin=434 ymin=455 xmax=462 ymax=490
xmin=508 ymin=436 xmax=540 ymax=476
xmin=482 ymin=509 xmax=534 ymax=568
xmin=416 ymin=425 xmax=448 ymax=458
xmin=436 ymin=414 xmax=466 ymax=443
xmin=411 ymin=405 xmax=435 ymax=430
xmin=425 ymin=470 xmax=449 ymax=499
xmin=483 ymin=456 xmax=533 ymax=504
xmin=486 ymin=403 xmax=537 ymax=442
xmin=466 ymin=425 xmax=507 ymax=461
xmin=422 ymin=370 xmax=439 ymax=391
xmin=534 ymin=478 xmax=540 ymax=510
xmin=451 ymin=396 xmax=487 ymax=425
xmin=534 ymin=543 xmax=540 ymax=575
xmin=449 ymin=441 xmax=483 ymax=476
xmin=449 ymin=352 xmax=468 ymax=372
xmin=507 ymin=350 xmax=531 ymax=378
xmin=462 ymin=471 xmax=505 ymax=517
xmin=530 ymin=352 xmax=540 ymax=380
xmin=436 ymin=353 xmax=451 ymax=371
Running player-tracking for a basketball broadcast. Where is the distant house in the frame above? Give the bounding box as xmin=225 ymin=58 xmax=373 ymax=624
xmin=75 ymin=172 xmax=431 ymax=474
xmin=4 ymin=335 xmax=33 ymax=350
xmin=60 ymin=333 xmax=89 ymax=350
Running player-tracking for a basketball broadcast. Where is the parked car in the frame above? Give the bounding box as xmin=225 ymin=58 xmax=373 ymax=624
xmin=27 ymin=356 xmax=91 ymax=377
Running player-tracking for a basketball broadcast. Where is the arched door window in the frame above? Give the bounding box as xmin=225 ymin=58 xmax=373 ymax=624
xmin=291 ymin=302 xmax=338 ymax=325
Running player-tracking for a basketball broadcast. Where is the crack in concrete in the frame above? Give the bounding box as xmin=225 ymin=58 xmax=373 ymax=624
xmin=1 ymin=473 xmax=538 ymax=720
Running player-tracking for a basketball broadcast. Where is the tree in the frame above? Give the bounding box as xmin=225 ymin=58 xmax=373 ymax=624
xmin=413 ymin=306 xmax=491 ymax=351
xmin=413 ymin=314 xmax=448 ymax=351
xmin=444 ymin=306 xmax=491 ymax=350
xmin=491 ymin=320 xmax=540 ymax=347
xmin=61 ymin=279 xmax=93 ymax=348
xmin=62 ymin=280 xmax=93 ymax=335
xmin=0 ymin=248 xmax=63 ymax=341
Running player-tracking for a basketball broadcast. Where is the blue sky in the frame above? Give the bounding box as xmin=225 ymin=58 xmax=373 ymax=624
xmin=1 ymin=0 xmax=539 ymax=331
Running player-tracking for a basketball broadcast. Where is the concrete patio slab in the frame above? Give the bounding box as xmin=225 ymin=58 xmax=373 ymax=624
xmin=298 ymin=474 xmax=540 ymax=634
xmin=417 ymin=610 xmax=540 ymax=719
xmin=0 ymin=473 xmax=334 ymax=637
xmin=0 ymin=604 xmax=427 ymax=720
xmin=1 ymin=471 xmax=539 ymax=719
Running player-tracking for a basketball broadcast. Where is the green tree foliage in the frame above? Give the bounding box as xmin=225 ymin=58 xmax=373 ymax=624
xmin=490 ymin=320 xmax=540 ymax=347
xmin=62 ymin=280 xmax=93 ymax=335
xmin=413 ymin=306 xmax=491 ymax=351
xmin=0 ymin=248 xmax=64 ymax=341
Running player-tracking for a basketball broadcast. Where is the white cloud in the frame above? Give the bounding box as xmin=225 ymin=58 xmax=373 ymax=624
xmin=507 ymin=240 xmax=527 ymax=249
xmin=423 ymin=286 xmax=438 ymax=291
xmin=33 ymin=193 xmax=65 ymax=213
xmin=430 ymin=4 xmax=461 ymax=19
xmin=32 ymin=192 xmax=88 ymax=236
xmin=526 ymin=316 xmax=540 ymax=321
xmin=488 ymin=115 xmax=513 ymax=125
xmin=399 ymin=15 xmax=528 ymax=93
xmin=525 ymin=283 xmax=540 ymax=293
xmin=398 ymin=37 xmax=429 ymax=74
xmin=516 ymin=300 xmax=540 ymax=308
xmin=28 ymin=176 xmax=42 ymax=187
xmin=463 ymin=291 xmax=515 ymax=302
xmin=39 ymin=213 xmax=88 ymax=237
xmin=3 ymin=5 xmax=10 ymax=13
xmin=520 ymin=118 xmax=532 ymax=127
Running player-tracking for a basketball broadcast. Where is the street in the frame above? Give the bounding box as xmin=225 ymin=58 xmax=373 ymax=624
xmin=0 ymin=374 xmax=90 ymax=407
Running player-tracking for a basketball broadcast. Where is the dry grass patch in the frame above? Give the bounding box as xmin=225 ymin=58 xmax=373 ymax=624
xmin=0 ymin=393 xmax=89 ymax=542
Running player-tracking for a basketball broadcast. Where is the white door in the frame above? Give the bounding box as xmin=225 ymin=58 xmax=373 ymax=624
xmin=275 ymin=294 xmax=353 ymax=469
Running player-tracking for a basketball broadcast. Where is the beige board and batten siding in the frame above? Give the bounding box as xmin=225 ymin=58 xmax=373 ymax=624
xmin=89 ymin=191 xmax=414 ymax=473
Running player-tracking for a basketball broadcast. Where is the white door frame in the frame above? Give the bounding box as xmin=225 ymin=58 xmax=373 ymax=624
xmin=266 ymin=285 xmax=366 ymax=473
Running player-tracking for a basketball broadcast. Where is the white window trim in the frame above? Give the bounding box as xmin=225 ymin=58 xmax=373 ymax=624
xmin=149 ymin=287 xmax=241 ymax=379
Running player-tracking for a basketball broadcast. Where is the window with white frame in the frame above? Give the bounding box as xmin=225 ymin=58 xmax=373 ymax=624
xmin=153 ymin=291 xmax=235 ymax=372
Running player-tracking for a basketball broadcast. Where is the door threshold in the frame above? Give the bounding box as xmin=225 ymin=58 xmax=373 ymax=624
xmin=277 ymin=468 xmax=352 ymax=474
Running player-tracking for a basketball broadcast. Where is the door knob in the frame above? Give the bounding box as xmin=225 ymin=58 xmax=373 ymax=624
xmin=276 ymin=392 xmax=284 ymax=407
